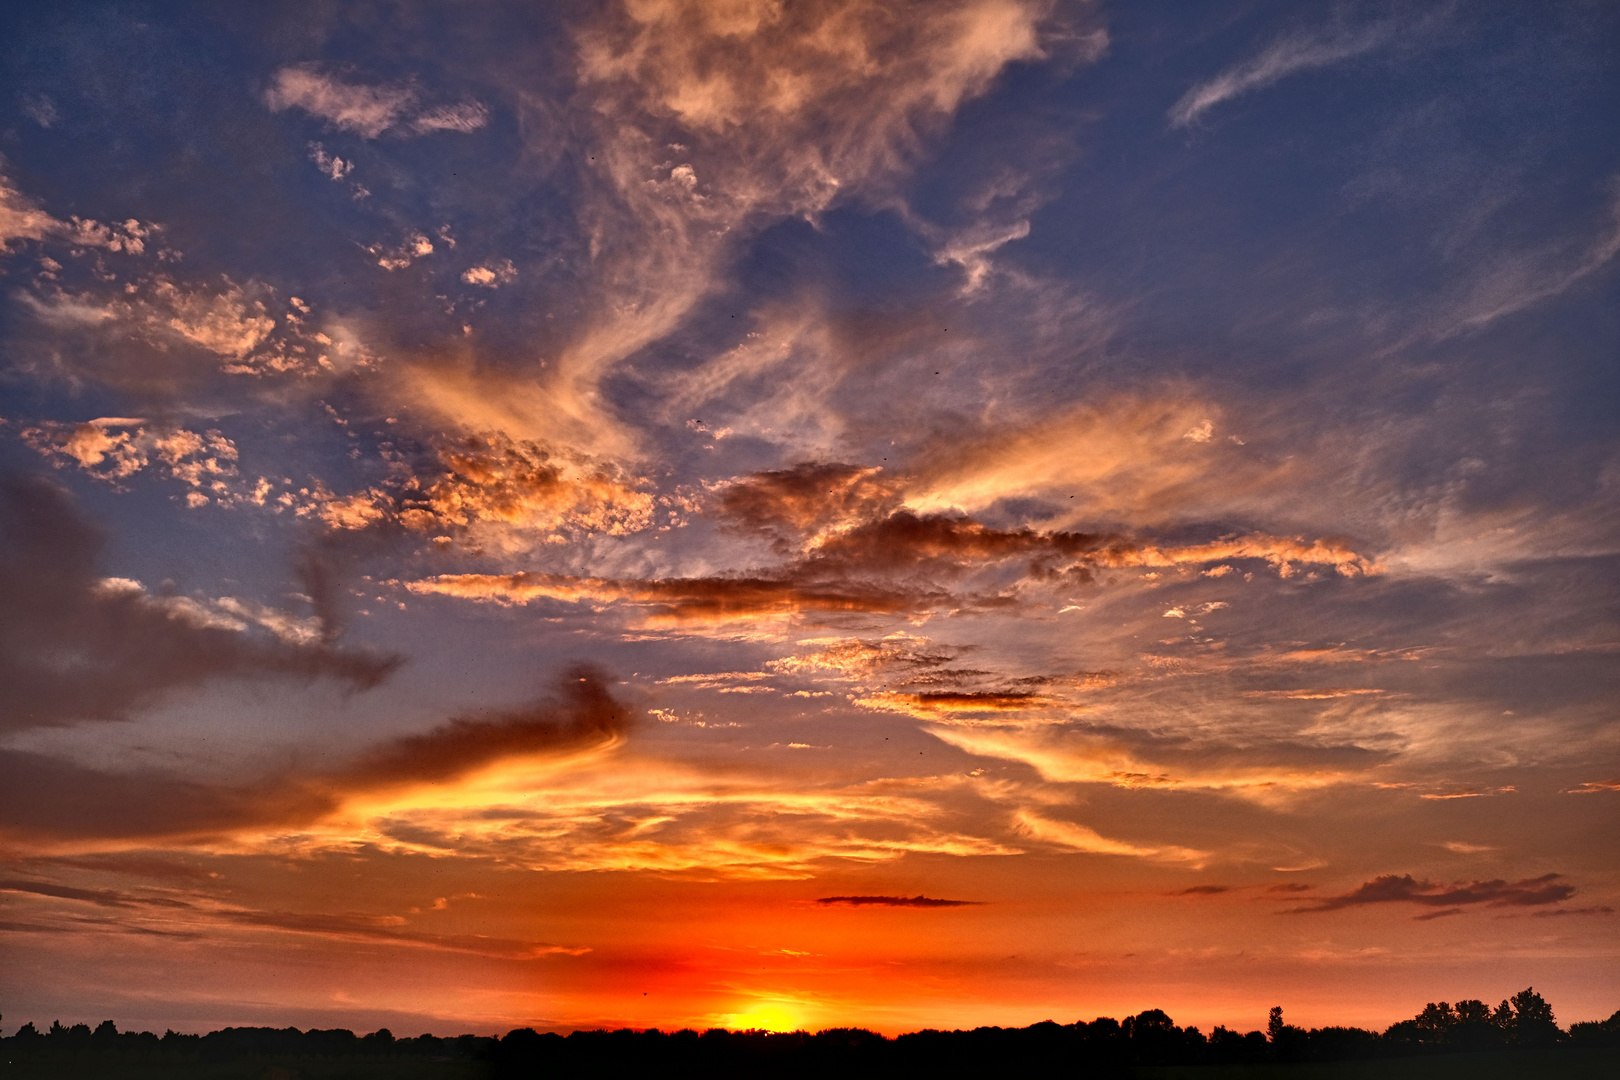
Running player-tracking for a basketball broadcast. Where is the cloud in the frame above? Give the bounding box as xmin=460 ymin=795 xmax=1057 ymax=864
xmin=0 ymin=171 xmax=63 ymax=246
xmin=0 ymin=878 xmax=157 ymax=909
xmin=1568 ymin=779 xmax=1620 ymax=795
xmin=1291 ymin=873 xmax=1577 ymax=914
xmin=335 ymin=664 xmax=630 ymax=790
xmin=0 ymin=473 xmax=398 ymax=735
xmin=1169 ymin=19 xmax=1398 ymax=128
xmin=1529 ymin=906 xmax=1614 ymax=918
xmin=900 ymin=395 xmax=1256 ymax=521
xmin=264 ymin=66 xmax=488 ymax=139
xmin=276 ymin=433 xmax=655 ymax=543
xmin=855 ymin=691 xmax=1050 ymax=719
xmin=1 ymin=168 xmax=152 ymax=254
xmin=1424 ymin=183 xmax=1620 ymax=341
xmin=1176 ymin=885 xmax=1230 ymax=896
xmin=0 ymin=748 xmax=338 ymax=843
xmin=461 ymin=260 xmax=517 ymax=288
xmin=476 ymin=0 xmax=1069 ymax=467
xmin=766 ymin=634 xmax=963 ymax=679
xmin=405 ymin=490 xmax=1377 ymax=629
xmin=0 ymin=875 xmax=586 ymax=958
xmin=1013 ymin=809 xmax=1206 ymax=863
xmin=210 ymin=906 xmax=586 ymax=959
xmin=402 ymin=433 xmax=653 ymax=538
xmin=815 ymin=895 xmax=980 ymax=908
xmin=716 ymin=463 xmax=902 ymax=549
xmin=19 ymin=276 xmax=330 ymax=378
xmin=410 ymin=102 xmax=491 ymax=134
xmin=805 ymin=511 xmax=1119 ymax=576
xmin=925 ymin=722 xmax=1388 ymax=797
xmin=407 ymin=570 xmax=943 ymax=624
xmin=0 ymin=665 xmax=630 ymax=844
xmin=714 ymin=464 xmax=1374 ymax=580
xmin=23 ymin=418 xmax=247 ymax=506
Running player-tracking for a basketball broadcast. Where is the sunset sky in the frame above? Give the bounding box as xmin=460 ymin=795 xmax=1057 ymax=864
xmin=2 ymin=0 xmax=1617 ymax=1039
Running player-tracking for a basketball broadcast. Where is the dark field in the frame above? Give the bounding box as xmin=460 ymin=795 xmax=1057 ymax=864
xmin=5 ymin=1047 xmax=1620 ymax=1080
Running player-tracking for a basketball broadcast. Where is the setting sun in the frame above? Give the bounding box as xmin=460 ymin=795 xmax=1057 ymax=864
xmin=719 ymin=1002 xmax=805 ymax=1034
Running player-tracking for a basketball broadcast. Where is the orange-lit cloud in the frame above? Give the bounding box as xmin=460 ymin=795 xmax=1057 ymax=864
xmin=406 ymin=571 xmax=944 ymax=623
xmin=923 ymin=721 xmax=1386 ymax=798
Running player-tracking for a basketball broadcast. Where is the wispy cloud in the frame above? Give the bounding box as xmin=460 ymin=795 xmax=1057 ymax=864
xmin=264 ymin=66 xmax=488 ymax=138
xmin=1170 ymin=18 xmax=1400 ymax=128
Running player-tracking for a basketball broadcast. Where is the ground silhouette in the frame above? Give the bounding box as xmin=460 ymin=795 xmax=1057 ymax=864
xmin=3 ymin=989 xmax=1618 ymax=1078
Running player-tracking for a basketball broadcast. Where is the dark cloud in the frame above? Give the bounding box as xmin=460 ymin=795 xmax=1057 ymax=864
xmin=1291 ymin=874 xmax=1576 ymax=914
xmin=815 ymin=895 xmax=981 ymax=908
xmin=716 ymin=463 xmax=1125 ymax=574
xmin=0 ymin=473 xmax=399 ymax=733
xmin=294 ymin=545 xmax=344 ymax=645
xmin=0 ymin=748 xmax=337 ymax=842
xmin=716 ymin=462 xmax=901 ymax=548
xmin=1529 ymin=906 xmax=1614 ymax=918
xmin=0 ymin=877 xmax=579 ymax=957
xmin=211 ymin=907 xmax=582 ymax=959
xmin=1176 ymin=885 xmax=1229 ymax=896
xmin=808 ymin=511 xmax=1117 ymax=578
xmin=35 ymin=854 xmax=221 ymax=882
xmin=0 ymin=665 xmax=631 ymax=843
xmin=338 ymin=663 xmax=630 ymax=788
xmin=0 ymin=878 xmax=139 ymax=908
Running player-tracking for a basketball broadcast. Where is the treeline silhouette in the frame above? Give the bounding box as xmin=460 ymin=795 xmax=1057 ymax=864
xmin=4 ymin=989 xmax=1618 ymax=1077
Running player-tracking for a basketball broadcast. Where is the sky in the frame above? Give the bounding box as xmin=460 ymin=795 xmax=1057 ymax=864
xmin=0 ymin=0 xmax=1617 ymax=1039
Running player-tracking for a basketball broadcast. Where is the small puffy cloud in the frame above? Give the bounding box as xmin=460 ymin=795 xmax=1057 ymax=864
xmin=369 ymin=232 xmax=435 ymax=271
xmin=22 ymin=419 xmax=247 ymax=505
xmin=265 ymin=65 xmax=488 ymax=139
xmin=284 ymin=433 xmax=656 ymax=542
xmin=1 ymin=169 xmax=152 ymax=254
xmin=405 ymin=433 xmax=654 ymax=538
xmin=0 ymin=172 xmax=72 ymax=246
xmin=19 ymin=275 xmax=326 ymax=377
xmin=461 ymin=259 xmax=517 ymax=288
xmin=308 ymin=142 xmax=354 ymax=180
xmin=153 ymin=278 xmax=275 ymax=357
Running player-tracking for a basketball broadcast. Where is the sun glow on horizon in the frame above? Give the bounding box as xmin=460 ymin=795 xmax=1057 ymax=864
xmin=718 ymin=1001 xmax=807 ymax=1034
